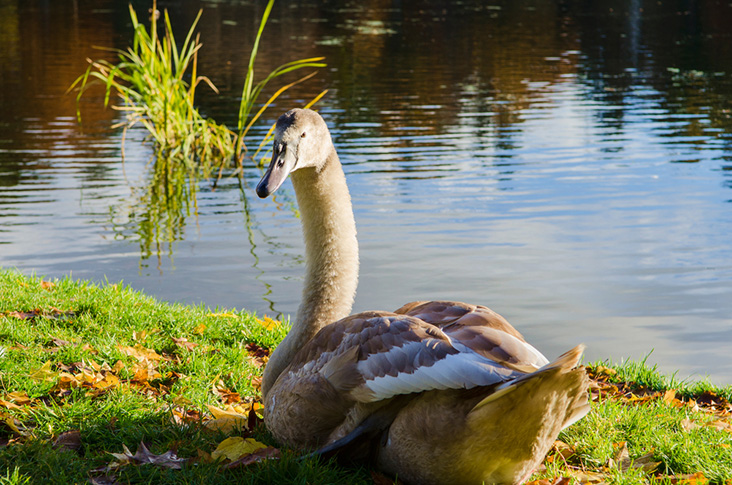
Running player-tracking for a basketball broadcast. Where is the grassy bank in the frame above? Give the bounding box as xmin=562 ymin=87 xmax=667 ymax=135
xmin=1 ymin=269 xmax=730 ymax=484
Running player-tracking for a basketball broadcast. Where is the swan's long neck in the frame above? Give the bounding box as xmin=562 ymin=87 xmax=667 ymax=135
xmin=262 ymin=147 xmax=359 ymax=396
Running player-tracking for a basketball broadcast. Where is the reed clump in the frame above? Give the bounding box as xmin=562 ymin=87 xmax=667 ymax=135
xmin=70 ymin=0 xmax=325 ymax=176
xmin=70 ymin=0 xmax=325 ymax=262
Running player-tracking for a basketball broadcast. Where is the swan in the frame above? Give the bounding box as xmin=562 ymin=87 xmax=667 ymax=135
xmin=255 ymin=108 xmax=589 ymax=485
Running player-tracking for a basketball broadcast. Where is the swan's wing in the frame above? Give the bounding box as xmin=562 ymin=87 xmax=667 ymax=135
xmin=286 ymin=311 xmax=538 ymax=403
xmin=394 ymin=300 xmax=525 ymax=340
xmin=395 ymin=300 xmax=549 ymax=371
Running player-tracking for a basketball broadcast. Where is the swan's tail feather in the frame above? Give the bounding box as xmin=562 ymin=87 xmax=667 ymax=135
xmin=471 ymin=344 xmax=586 ymax=413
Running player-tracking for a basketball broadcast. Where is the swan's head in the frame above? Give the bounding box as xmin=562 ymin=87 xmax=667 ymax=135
xmin=256 ymin=108 xmax=332 ymax=198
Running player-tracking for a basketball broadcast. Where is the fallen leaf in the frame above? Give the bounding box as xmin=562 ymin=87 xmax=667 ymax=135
xmin=172 ymin=337 xmax=198 ymax=352
xmin=88 ymin=476 xmax=118 ymax=485
xmin=29 ymin=361 xmax=57 ymax=382
xmin=681 ymin=419 xmax=700 ymax=431
xmin=663 ymin=389 xmax=678 ymax=404
xmin=50 ymin=337 xmax=72 ymax=348
xmin=566 ymin=468 xmax=607 ymax=483
xmin=526 ymin=479 xmax=571 ymax=485
xmin=41 ymin=281 xmax=56 ymax=290
xmin=1 ymin=413 xmax=30 ymax=437
xmin=4 ymin=391 xmax=32 ymax=406
xmin=223 ymin=446 xmax=280 ymax=469
xmin=192 ymin=323 xmax=207 ymax=334
xmin=705 ymin=419 xmax=732 ymax=432
xmin=256 ymin=315 xmax=280 ymax=331
xmin=245 ymin=343 xmax=269 ymax=368
xmin=211 ymin=436 xmax=268 ymax=462
xmin=632 ymin=452 xmax=660 ymax=473
xmin=666 ymin=472 xmax=709 ymax=485
xmin=204 ymin=405 xmax=249 ymax=433
xmin=108 ymin=442 xmax=186 ymax=470
xmin=612 ymin=441 xmax=631 ymax=471
xmin=53 ymin=430 xmax=82 ymax=452
xmin=118 ymin=344 xmax=162 ymax=362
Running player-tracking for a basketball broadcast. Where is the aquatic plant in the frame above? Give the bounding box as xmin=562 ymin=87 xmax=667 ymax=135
xmin=70 ymin=0 xmax=325 ymax=175
xmin=70 ymin=0 xmax=325 ymax=264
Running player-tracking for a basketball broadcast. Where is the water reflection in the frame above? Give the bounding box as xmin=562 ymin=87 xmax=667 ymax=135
xmin=1 ymin=0 xmax=732 ymax=383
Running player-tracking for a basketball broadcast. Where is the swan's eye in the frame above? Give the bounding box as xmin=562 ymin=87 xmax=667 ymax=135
xmin=301 ymin=132 xmax=307 ymax=138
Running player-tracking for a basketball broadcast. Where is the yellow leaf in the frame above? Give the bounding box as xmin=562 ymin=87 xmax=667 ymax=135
xmin=29 ymin=361 xmax=57 ymax=382
xmin=208 ymin=312 xmax=236 ymax=318
xmin=192 ymin=323 xmax=207 ymax=335
xmin=211 ymin=437 xmax=268 ymax=462
xmin=663 ymin=389 xmax=678 ymax=403
xmin=5 ymin=391 xmax=32 ymax=405
xmin=204 ymin=404 xmax=248 ymax=433
xmin=256 ymin=316 xmax=280 ymax=331
xmin=112 ymin=360 xmax=125 ymax=373
xmin=118 ymin=344 xmax=162 ymax=362
xmin=95 ymin=373 xmax=120 ymax=390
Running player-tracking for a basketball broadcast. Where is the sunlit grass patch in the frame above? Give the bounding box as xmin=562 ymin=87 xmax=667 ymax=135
xmin=2 ymin=268 xmax=732 ymax=484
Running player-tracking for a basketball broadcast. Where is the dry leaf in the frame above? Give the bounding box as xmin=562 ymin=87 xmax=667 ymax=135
xmin=40 ymin=280 xmax=56 ymax=290
xmin=681 ymin=419 xmax=700 ymax=431
xmin=211 ymin=436 xmax=268 ymax=462
xmin=118 ymin=344 xmax=162 ymax=362
xmin=4 ymin=391 xmax=32 ymax=406
xmin=108 ymin=442 xmax=187 ymax=470
xmin=256 ymin=315 xmax=280 ymax=331
xmin=667 ymin=472 xmax=709 ymax=485
xmin=204 ymin=405 xmax=249 ymax=433
xmin=223 ymin=446 xmax=280 ymax=469
xmin=632 ymin=452 xmax=660 ymax=473
xmin=53 ymin=430 xmax=82 ymax=452
xmin=29 ymin=361 xmax=57 ymax=382
xmin=208 ymin=312 xmax=236 ymax=319
xmin=612 ymin=442 xmax=631 ymax=471
xmin=172 ymin=337 xmax=198 ymax=351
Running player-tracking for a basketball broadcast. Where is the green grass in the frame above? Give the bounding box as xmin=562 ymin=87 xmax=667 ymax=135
xmin=1 ymin=268 xmax=731 ymax=484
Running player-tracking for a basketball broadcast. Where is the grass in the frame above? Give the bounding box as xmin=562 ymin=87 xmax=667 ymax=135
xmin=1 ymin=268 xmax=731 ymax=484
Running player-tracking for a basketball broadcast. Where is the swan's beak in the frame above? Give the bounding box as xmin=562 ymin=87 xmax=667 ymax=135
xmin=256 ymin=145 xmax=296 ymax=198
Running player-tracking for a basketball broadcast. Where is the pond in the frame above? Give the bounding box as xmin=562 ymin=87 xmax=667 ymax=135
xmin=1 ymin=0 xmax=731 ymax=383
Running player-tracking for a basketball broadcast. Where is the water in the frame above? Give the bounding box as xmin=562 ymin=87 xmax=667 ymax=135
xmin=1 ymin=0 xmax=731 ymax=383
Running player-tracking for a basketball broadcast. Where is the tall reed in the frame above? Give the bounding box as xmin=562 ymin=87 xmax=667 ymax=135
xmin=70 ymin=0 xmax=326 ymax=174
xmin=71 ymin=0 xmax=326 ymax=262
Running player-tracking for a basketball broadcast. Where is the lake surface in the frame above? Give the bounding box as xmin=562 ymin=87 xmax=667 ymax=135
xmin=2 ymin=0 xmax=731 ymax=383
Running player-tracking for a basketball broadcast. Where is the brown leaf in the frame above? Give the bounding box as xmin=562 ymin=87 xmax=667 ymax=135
xmin=4 ymin=391 xmax=32 ymax=406
xmin=612 ymin=441 xmax=631 ymax=471
xmin=632 ymin=452 xmax=660 ymax=473
xmin=50 ymin=337 xmax=72 ymax=348
xmin=681 ymin=418 xmax=700 ymax=431
xmin=223 ymin=446 xmax=280 ymax=469
xmin=53 ymin=430 xmax=82 ymax=452
xmin=40 ymin=280 xmax=56 ymax=290
xmin=118 ymin=344 xmax=162 ymax=362
xmin=88 ymin=476 xmax=118 ymax=485
xmin=666 ymin=472 xmax=709 ymax=485
xmin=663 ymin=389 xmax=678 ymax=404
xmin=108 ymin=442 xmax=187 ymax=470
xmin=172 ymin=337 xmax=198 ymax=352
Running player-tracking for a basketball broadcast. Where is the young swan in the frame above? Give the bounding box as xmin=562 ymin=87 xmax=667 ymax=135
xmin=256 ymin=108 xmax=590 ymax=485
